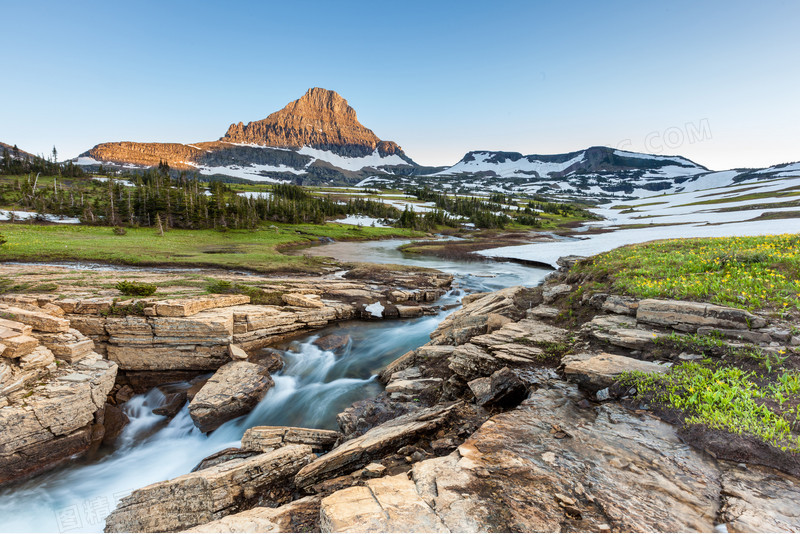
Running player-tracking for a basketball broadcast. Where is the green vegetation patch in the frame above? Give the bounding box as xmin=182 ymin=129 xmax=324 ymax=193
xmin=621 ymin=362 xmax=800 ymax=452
xmin=205 ymin=279 xmax=284 ymax=306
xmin=574 ymin=234 xmax=800 ymax=313
xmin=0 ymin=223 xmax=422 ymax=274
xmin=0 ymin=278 xmax=58 ymax=294
xmin=116 ymin=280 xmax=157 ymax=296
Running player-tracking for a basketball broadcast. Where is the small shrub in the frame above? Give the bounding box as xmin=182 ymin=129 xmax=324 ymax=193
xmin=115 ymin=280 xmax=157 ymax=296
xmin=113 ymin=227 xmax=127 ymax=236
xmin=0 ymin=233 xmax=6 ymax=246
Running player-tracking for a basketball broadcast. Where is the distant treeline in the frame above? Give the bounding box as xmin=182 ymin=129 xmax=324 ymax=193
xmin=0 ymin=164 xmax=404 ymax=229
xmin=1 ymin=146 xmax=85 ymax=177
xmin=0 ymin=159 xmax=595 ymax=230
xmin=404 ymin=187 xmax=511 ymax=228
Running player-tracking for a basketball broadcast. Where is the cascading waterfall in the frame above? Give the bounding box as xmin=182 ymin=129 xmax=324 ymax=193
xmin=0 ymin=253 xmax=549 ymax=533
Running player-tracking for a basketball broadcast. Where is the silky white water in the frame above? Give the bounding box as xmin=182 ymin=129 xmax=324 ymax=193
xmin=0 ymin=252 xmax=549 ymax=533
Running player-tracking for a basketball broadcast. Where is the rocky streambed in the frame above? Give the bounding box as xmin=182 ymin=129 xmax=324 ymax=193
xmin=0 ymin=255 xmax=547 ymax=531
xmin=3 ymin=252 xmax=799 ymax=532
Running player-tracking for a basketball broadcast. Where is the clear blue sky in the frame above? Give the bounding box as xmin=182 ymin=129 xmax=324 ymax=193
xmin=2 ymin=0 xmax=798 ymax=170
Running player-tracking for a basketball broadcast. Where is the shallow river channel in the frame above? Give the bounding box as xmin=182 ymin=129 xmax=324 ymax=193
xmin=0 ymin=239 xmax=550 ymax=532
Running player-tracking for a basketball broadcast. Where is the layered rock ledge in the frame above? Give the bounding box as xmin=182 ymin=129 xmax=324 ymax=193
xmin=0 ymin=264 xmax=452 ymax=487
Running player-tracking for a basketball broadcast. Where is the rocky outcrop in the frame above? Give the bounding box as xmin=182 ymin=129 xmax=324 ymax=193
xmin=241 ymin=426 xmax=341 ymax=453
xmin=430 ymin=285 xmax=542 ymax=346
xmin=188 ymin=362 xmax=274 ymax=433
xmin=294 ymin=403 xmax=460 ymax=490
xmin=0 ymin=302 xmax=118 ymax=484
xmin=61 ymin=275 xmax=449 ymax=372
xmin=448 ymin=317 xmax=568 ymax=380
xmin=320 ymin=383 xmax=798 ymax=533
xmin=104 ymin=445 xmax=316 ymax=532
xmin=221 ymin=88 xmax=409 ymax=159
xmin=636 ymin=298 xmax=766 ymax=332
xmin=186 ymin=496 xmax=321 ymax=533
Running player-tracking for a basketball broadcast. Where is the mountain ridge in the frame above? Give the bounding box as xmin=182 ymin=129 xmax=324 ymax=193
xmin=65 ymin=88 xmax=798 ymax=194
xmin=221 ymin=87 xmax=407 ymax=159
xmin=77 ymin=88 xmax=416 ymax=183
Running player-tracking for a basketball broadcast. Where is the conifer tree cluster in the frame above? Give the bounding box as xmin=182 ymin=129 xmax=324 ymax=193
xmin=404 ymin=186 xmax=510 ymax=229
xmin=0 ymin=146 xmax=85 ymax=177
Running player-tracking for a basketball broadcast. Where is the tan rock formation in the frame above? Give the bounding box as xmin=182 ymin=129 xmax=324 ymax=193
xmin=241 ymin=426 xmax=341 ymax=453
xmin=294 ymin=403 xmax=459 ymax=489
xmin=104 ymin=445 xmax=316 ymax=532
xmin=320 ymin=474 xmax=449 ymax=533
xmin=186 ymin=496 xmax=321 ymax=533
xmin=221 ymin=88 xmax=403 ymax=157
xmin=0 ymin=354 xmax=117 ymax=484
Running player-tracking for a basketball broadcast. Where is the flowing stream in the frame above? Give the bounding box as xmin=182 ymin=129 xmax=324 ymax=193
xmin=0 ymin=240 xmax=550 ymax=533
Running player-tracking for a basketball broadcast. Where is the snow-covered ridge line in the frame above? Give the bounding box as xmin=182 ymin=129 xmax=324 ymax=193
xmin=612 ymin=149 xmax=698 ymax=167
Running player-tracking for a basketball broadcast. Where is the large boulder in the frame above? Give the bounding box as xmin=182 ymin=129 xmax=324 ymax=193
xmin=188 ymin=362 xmax=274 ymax=433
xmin=313 ymin=334 xmax=351 ymax=352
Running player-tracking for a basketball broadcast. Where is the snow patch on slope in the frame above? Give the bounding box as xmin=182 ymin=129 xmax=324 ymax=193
xmin=435 ymin=151 xmax=585 ymax=178
xmin=297 ymin=147 xmax=409 ymax=171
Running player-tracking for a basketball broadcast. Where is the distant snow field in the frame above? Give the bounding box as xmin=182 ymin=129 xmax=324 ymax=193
xmin=0 ymin=210 xmax=81 ymax=224
xmin=481 ymin=174 xmax=800 ymax=266
xmin=328 ymin=215 xmax=391 ymax=227
xmin=297 ymin=147 xmax=409 ymax=171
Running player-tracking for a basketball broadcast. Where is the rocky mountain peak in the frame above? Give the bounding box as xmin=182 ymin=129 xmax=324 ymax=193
xmin=221 ymin=88 xmax=402 ymax=157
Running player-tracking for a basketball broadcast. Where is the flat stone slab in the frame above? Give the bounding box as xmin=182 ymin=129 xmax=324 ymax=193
xmin=241 ymin=426 xmax=341 ymax=453
xmin=320 ymin=473 xmax=449 ymax=533
xmin=154 ymin=295 xmax=250 ymax=317
xmin=0 ymin=306 xmax=69 ymax=333
xmin=282 ymin=293 xmax=324 ymax=308
xmin=563 ymin=352 xmax=668 ymax=392
xmin=637 ymin=299 xmax=766 ymax=332
xmin=294 ymin=403 xmax=459 ymax=489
